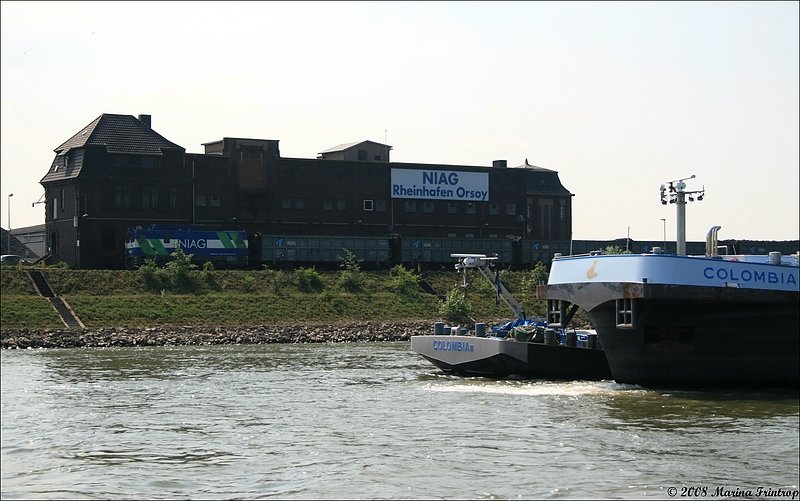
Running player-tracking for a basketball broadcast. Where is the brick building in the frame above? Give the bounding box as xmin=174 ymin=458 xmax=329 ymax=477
xmin=40 ymin=113 xmax=574 ymax=269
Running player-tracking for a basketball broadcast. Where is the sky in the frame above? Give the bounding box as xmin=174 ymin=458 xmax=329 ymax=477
xmin=2 ymin=1 xmax=798 ymax=243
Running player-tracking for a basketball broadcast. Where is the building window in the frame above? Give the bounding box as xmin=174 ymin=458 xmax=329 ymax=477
xmin=374 ymin=155 xmax=381 ymax=161
xmin=404 ymin=201 xmax=416 ymax=212
xmin=141 ymin=156 xmax=158 ymax=168
xmin=422 ymin=201 xmax=434 ymax=213
xmin=375 ymin=200 xmax=386 ymax=212
xmin=169 ymin=189 xmax=177 ymax=209
xmin=52 ymin=198 xmax=57 ymax=220
xmin=295 ymin=198 xmax=305 ymax=210
xmin=489 ymin=203 xmax=499 ymax=215
xmin=336 ymin=199 xmax=346 ymax=211
xmin=142 ymin=187 xmax=158 ymax=209
xmin=505 ymin=204 xmax=517 ymax=216
xmin=324 ymin=198 xmax=333 ymax=211
xmin=358 ymin=149 xmax=367 ymax=161
xmin=281 ymin=198 xmax=291 ymax=209
xmin=466 ymin=203 xmax=476 ymax=215
xmin=196 ymin=194 xmax=208 ymax=207
xmin=363 ymin=200 xmax=374 ymax=211
xmin=210 ymin=194 xmax=221 ymax=207
xmin=123 ymin=187 xmax=131 ymax=208
xmin=560 ymin=200 xmax=567 ymax=221
xmin=447 ymin=202 xmax=457 ymax=214
xmin=60 ymin=189 xmax=65 ymax=210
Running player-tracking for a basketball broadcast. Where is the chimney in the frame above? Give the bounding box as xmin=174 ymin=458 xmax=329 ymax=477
xmin=492 ymin=160 xmax=507 ymax=168
xmin=138 ymin=114 xmax=151 ymax=128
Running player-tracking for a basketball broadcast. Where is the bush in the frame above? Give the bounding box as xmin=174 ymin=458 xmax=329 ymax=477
xmin=338 ymin=249 xmax=363 ymax=292
xmin=163 ymin=248 xmax=198 ymax=292
xmin=439 ymin=286 xmax=471 ymax=323
xmin=386 ymin=264 xmax=420 ymax=295
xmin=138 ymin=258 xmax=165 ymax=292
xmin=294 ymin=266 xmax=324 ymax=292
xmin=604 ymin=245 xmax=631 ymax=255
xmin=201 ymin=261 xmax=219 ymax=290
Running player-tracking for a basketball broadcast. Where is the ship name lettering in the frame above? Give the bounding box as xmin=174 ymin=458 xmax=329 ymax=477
xmin=432 ymin=340 xmax=475 ymax=352
xmin=703 ymin=266 xmax=797 ymax=286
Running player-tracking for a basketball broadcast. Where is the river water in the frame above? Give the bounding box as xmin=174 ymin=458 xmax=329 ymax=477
xmin=1 ymin=342 xmax=798 ymax=500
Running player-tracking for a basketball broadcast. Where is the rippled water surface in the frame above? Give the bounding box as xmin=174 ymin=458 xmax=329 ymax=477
xmin=2 ymin=342 xmax=798 ymax=499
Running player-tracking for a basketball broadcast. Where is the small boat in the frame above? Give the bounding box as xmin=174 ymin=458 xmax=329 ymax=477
xmin=544 ymin=176 xmax=799 ymax=388
xmin=410 ymin=254 xmax=612 ymax=380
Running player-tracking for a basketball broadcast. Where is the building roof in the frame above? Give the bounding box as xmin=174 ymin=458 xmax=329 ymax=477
xmin=318 ymin=140 xmax=392 ymax=154
xmin=54 ymin=114 xmax=184 ymax=155
xmin=513 ymin=158 xmax=554 ymax=172
xmin=42 ymin=114 xmax=185 ymax=184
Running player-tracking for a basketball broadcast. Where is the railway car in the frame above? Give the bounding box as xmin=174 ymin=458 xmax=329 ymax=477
xmin=125 ymin=225 xmax=248 ymax=269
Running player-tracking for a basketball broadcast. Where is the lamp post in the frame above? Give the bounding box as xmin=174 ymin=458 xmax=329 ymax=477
xmin=660 ymin=218 xmax=666 ymax=251
xmin=626 ymin=226 xmax=630 ymax=252
xmin=7 ymin=193 xmax=12 ymax=253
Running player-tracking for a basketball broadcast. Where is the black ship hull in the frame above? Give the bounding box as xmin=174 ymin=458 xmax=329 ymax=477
xmin=548 ymin=282 xmax=799 ymax=388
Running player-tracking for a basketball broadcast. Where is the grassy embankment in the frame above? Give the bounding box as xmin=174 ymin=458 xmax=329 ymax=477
xmin=0 ymin=264 xmax=564 ymax=330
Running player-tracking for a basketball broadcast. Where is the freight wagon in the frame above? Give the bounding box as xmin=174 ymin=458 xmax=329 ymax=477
xmin=125 ymin=226 xmax=798 ymax=271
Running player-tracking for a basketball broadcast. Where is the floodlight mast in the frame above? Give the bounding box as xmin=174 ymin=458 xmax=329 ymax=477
xmin=451 ymin=254 xmax=526 ymax=320
xmin=659 ymin=175 xmax=705 ymax=255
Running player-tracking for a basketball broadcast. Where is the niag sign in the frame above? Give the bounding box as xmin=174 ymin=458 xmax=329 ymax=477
xmin=391 ymin=168 xmax=489 ymax=202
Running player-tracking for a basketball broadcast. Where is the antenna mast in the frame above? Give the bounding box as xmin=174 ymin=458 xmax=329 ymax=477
xmin=659 ymin=175 xmax=705 ymax=255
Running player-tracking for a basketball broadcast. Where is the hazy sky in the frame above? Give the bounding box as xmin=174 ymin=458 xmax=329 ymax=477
xmin=2 ymin=1 xmax=798 ymax=243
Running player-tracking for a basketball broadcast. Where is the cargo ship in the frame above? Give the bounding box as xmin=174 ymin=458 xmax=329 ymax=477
xmin=544 ymin=177 xmax=799 ymax=388
xmin=410 ymin=254 xmax=612 ymax=380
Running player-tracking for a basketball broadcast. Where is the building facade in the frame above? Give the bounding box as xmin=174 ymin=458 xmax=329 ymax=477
xmin=39 ymin=113 xmax=575 ymax=269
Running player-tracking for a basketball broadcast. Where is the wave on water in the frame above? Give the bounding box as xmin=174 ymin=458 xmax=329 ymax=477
xmin=425 ymin=379 xmax=647 ymax=397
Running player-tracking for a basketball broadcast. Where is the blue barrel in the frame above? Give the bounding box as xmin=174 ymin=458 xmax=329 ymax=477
xmin=544 ymin=329 xmax=558 ymax=345
xmin=434 ymin=322 xmax=445 ymax=335
xmin=475 ymin=323 xmax=486 ymax=337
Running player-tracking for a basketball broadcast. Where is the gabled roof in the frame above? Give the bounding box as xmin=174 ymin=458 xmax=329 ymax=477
xmin=54 ymin=114 xmax=184 ymax=155
xmin=318 ymin=140 xmax=392 ymax=154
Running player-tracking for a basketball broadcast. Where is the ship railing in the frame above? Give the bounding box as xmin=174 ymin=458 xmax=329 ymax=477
xmin=553 ymin=250 xmax=604 ymax=259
